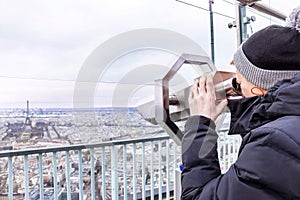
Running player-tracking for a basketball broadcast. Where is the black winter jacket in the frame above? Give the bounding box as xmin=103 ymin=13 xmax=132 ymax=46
xmin=181 ymin=73 xmax=300 ymax=199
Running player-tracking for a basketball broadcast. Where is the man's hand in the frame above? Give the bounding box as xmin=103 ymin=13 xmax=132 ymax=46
xmin=189 ymin=74 xmax=228 ymax=121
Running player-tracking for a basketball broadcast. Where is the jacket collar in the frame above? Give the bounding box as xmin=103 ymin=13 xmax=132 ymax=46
xmin=227 ymin=96 xmax=261 ymax=136
xmin=227 ymin=72 xmax=300 ymax=136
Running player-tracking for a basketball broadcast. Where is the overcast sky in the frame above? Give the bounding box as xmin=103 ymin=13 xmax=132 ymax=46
xmin=0 ymin=0 xmax=298 ymax=108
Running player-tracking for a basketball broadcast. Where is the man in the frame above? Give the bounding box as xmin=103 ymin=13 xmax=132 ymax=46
xmin=181 ymin=6 xmax=300 ymax=200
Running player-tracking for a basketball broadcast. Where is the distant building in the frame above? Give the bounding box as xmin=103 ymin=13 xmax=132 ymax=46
xmin=29 ymin=187 xmax=63 ymax=200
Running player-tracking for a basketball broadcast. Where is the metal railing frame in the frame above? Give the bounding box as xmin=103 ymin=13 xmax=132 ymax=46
xmin=0 ymin=136 xmax=180 ymax=200
xmin=0 ymin=132 xmax=241 ymax=200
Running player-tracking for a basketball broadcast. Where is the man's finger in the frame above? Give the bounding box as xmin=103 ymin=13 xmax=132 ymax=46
xmin=206 ymin=74 xmax=216 ymax=100
xmin=189 ymin=86 xmax=193 ymax=100
xmin=193 ymin=79 xmax=200 ymax=96
xmin=198 ymin=75 xmax=206 ymax=94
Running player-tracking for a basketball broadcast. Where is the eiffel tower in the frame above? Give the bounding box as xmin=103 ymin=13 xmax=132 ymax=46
xmin=24 ymin=100 xmax=32 ymax=129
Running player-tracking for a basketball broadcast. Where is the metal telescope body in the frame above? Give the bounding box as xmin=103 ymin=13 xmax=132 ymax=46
xmin=137 ymin=54 xmax=235 ymax=145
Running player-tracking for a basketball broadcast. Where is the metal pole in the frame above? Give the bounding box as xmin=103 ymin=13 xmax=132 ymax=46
xmin=235 ymin=3 xmax=247 ymax=46
xmin=249 ymin=3 xmax=286 ymax=20
xmin=236 ymin=0 xmax=287 ymax=21
xmin=240 ymin=6 xmax=248 ymax=42
xmin=235 ymin=3 xmax=242 ymax=46
xmin=209 ymin=0 xmax=215 ymax=63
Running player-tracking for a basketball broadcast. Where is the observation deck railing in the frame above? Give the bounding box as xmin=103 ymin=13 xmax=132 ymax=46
xmin=0 ymin=132 xmax=241 ymax=200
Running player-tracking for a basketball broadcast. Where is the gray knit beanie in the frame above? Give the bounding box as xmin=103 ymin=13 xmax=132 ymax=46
xmin=233 ymin=6 xmax=300 ymax=90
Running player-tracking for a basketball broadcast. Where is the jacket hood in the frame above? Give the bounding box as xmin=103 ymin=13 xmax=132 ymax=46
xmin=228 ymin=72 xmax=300 ymax=135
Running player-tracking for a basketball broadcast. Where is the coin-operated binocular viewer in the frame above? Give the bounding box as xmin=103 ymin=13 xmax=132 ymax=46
xmin=137 ymin=53 xmax=237 ymax=145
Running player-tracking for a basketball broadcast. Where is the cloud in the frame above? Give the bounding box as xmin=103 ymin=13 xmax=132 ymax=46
xmin=0 ymin=0 xmax=296 ymax=108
